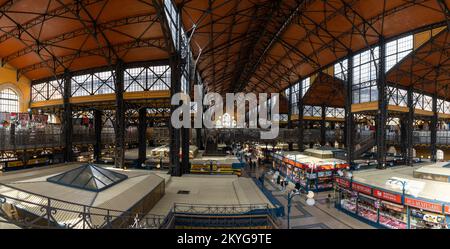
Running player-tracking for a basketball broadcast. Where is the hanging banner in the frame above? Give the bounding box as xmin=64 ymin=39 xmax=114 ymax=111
xmin=405 ymin=197 xmax=443 ymax=213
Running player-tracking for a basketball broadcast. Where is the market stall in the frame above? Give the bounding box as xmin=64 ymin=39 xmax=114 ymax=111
xmin=334 ymin=163 xmax=450 ymax=229
xmin=271 ymin=151 xmax=349 ymax=192
xmin=190 ymin=155 xmax=243 ymax=176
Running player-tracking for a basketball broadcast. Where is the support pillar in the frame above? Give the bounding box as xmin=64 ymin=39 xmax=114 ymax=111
xmin=431 ymin=92 xmax=438 ymax=162
xmin=169 ymin=53 xmax=181 ymax=176
xmin=406 ymin=86 xmax=414 ymax=166
xmin=287 ymin=86 xmax=293 ymax=151
xmin=114 ymin=60 xmax=126 ymax=169
xmin=400 ymin=117 xmax=407 ymax=161
xmin=181 ymin=127 xmax=190 ymax=174
xmin=63 ymin=70 xmax=73 ymax=163
xmin=94 ymin=109 xmax=102 ymax=163
xmin=298 ymin=87 xmax=305 ymax=152
xmin=196 ymin=128 xmax=203 ymax=150
xmin=320 ymin=106 xmax=326 ymax=146
xmin=376 ymin=38 xmax=387 ymax=169
xmin=138 ymin=107 xmax=147 ymax=166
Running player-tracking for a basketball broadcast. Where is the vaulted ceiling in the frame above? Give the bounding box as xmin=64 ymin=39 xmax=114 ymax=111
xmin=0 ymin=0 xmax=447 ymax=98
xmin=179 ymin=0 xmax=448 ymax=94
xmin=0 ymin=0 xmax=169 ymax=81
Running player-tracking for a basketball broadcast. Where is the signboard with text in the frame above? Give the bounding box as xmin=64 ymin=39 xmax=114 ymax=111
xmin=445 ymin=205 xmax=450 ymax=215
xmin=405 ymin=197 xmax=443 ymax=213
xmin=335 ymin=178 xmax=350 ymax=188
xmin=373 ymin=189 xmax=402 ymax=204
xmin=352 ymin=183 xmax=372 ymax=195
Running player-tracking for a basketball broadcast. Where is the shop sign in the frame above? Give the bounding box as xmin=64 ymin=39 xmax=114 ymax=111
xmin=352 ymin=183 xmax=372 ymax=195
xmin=405 ymin=198 xmax=442 ymax=213
xmin=335 ymin=178 xmax=350 ymax=188
xmin=373 ymin=189 xmax=402 ymax=204
xmin=294 ymin=162 xmax=305 ymax=169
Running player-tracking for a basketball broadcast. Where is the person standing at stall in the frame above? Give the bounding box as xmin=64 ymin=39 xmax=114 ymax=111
xmin=326 ymin=194 xmax=332 ymax=208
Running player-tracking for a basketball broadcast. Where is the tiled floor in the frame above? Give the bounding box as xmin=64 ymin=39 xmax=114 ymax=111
xmin=147 ymin=174 xmax=273 ymax=216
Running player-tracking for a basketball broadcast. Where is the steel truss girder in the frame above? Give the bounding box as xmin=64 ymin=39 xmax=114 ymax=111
xmin=3 ymin=13 xmax=160 ymax=65
xmin=22 ymin=38 xmax=166 ymax=74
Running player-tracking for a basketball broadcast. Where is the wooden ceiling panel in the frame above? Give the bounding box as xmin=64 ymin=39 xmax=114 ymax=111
xmin=0 ymin=0 xmax=169 ymax=81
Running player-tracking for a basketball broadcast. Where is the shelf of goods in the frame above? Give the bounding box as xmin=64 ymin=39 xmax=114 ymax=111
xmin=1 ymin=156 xmax=50 ymax=171
xmin=150 ymin=145 xmax=198 ymax=160
xmin=334 ymin=177 xmax=449 ymax=229
xmin=271 ymin=152 xmax=348 ymax=192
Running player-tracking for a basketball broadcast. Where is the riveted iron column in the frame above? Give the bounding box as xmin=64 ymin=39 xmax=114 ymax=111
xmin=196 ymin=81 xmax=204 ymax=151
xmin=181 ymin=125 xmax=190 ymax=174
xmin=138 ymin=107 xmax=147 ymax=166
xmin=114 ymin=60 xmax=125 ymax=169
xmin=169 ymin=53 xmax=182 ymax=177
xmin=298 ymin=80 xmax=305 ymax=152
xmin=94 ymin=109 xmax=102 ymax=163
xmin=345 ymin=56 xmax=354 ymax=164
xmin=400 ymin=117 xmax=407 ymax=161
xmin=288 ymin=86 xmax=293 ymax=151
xmin=376 ymin=39 xmax=387 ymax=169
xmin=406 ymin=86 xmax=414 ymax=166
xmin=196 ymin=128 xmax=203 ymax=150
xmin=63 ymin=70 xmax=73 ymax=163
xmin=320 ymin=105 xmax=326 ymax=146
xmin=181 ymin=88 xmax=190 ymax=174
xmin=431 ymin=91 xmax=438 ymax=162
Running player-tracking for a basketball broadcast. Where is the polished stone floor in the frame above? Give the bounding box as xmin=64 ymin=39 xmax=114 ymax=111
xmin=246 ymin=164 xmax=373 ymax=229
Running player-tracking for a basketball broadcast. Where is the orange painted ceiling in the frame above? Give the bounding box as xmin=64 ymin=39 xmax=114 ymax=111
xmin=0 ymin=0 xmax=168 ymax=80
xmin=180 ymin=0 xmax=448 ymax=95
xmin=387 ymin=29 xmax=449 ymax=99
xmin=0 ymin=0 xmax=447 ymax=100
xmin=303 ymin=73 xmax=346 ymax=108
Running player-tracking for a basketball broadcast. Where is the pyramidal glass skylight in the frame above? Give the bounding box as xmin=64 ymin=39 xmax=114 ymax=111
xmin=47 ymin=164 xmax=128 ymax=192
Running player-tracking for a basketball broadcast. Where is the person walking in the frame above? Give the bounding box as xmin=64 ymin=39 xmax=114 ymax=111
xmin=281 ymin=179 xmax=286 ymax=191
xmin=326 ymin=194 xmax=332 ymax=208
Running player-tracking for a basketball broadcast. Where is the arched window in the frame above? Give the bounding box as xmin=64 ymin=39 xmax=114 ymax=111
xmin=0 ymin=88 xmax=19 ymax=113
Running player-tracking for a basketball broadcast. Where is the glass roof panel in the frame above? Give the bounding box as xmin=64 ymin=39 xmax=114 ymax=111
xmin=47 ymin=164 xmax=127 ymax=192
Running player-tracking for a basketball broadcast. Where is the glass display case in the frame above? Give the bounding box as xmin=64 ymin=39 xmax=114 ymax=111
xmin=356 ymin=194 xmax=378 ymax=222
xmin=378 ymin=201 xmax=407 ymax=229
xmin=340 ymin=189 xmax=357 ymax=213
xmin=410 ymin=209 xmax=448 ymax=229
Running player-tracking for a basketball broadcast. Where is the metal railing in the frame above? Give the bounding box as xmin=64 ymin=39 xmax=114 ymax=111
xmin=167 ymin=203 xmax=280 ymax=229
xmin=0 ymin=125 xmax=139 ymax=151
xmin=210 ymin=128 xmax=344 ymax=144
xmin=0 ymin=183 xmax=165 ymax=229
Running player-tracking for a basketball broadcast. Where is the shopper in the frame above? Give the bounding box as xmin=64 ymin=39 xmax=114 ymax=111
xmin=326 ymin=194 xmax=332 ymax=208
xmin=282 ymin=179 xmax=288 ymax=191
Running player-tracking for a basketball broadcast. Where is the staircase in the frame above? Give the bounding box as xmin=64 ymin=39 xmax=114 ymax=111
xmin=354 ymin=133 xmax=376 ymax=159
